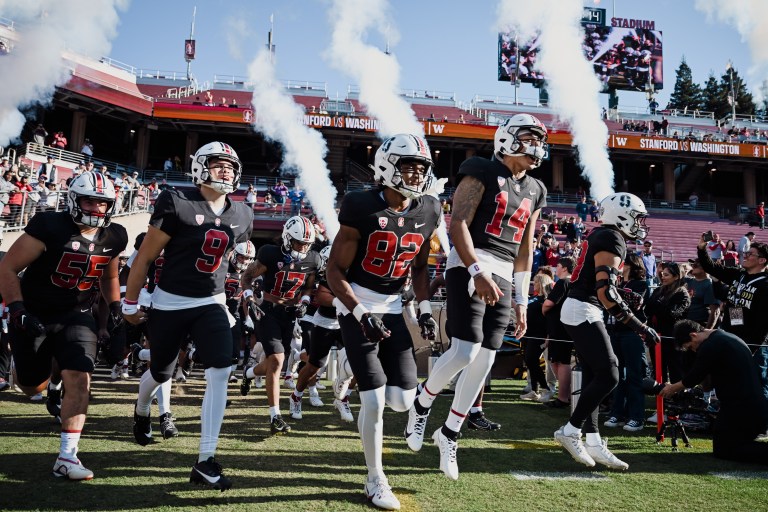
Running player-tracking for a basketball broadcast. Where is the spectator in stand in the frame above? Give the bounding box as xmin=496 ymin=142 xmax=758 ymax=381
xmin=440 ymin=198 xmax=450 ymax=214
xmin=219 ymin=97 xmax=228 ymax=107
xmin=80 ymin=139 xmax=94 ymax=161
xmin=263 ymin=191 xmax=275 ymax=213
xmin=10 ymin=175 xmax=32 ymax=226
xmin=0 ymin=170 xmax=14 ymax=222
xmin=688 ymin=191 xmax=699 ymax=209
xmin=163 ymin=157 xmax=173 ymax=172
xmin=572 ymin=217 xmax=585 ymax=243
xmin=722 ymin=240 xmax=739 ymax=267
xmin=52 ymin=131 xmax=67 ymax=150
xmin=173 ymin=156 xmax=183 ymax=172
xmin=288 ymin=184 xmax=306 ymax=216
xmin=660 ymin=116 xmax=669 ymax=136
xmin=24 ymin=177 xmax=44 ymax=224
xmin=230 ymin=98 xmax=238 ymax=108
xmin=757 ymin=201 xmax=765 ymax=230
xmin=639 ymin=240 xmax=656 ymax=291
xmin=563 ymin=216 xmax=577 ymax=242
xmin=38 ymin=156 xmax=57 ymax=184
xmin=33 ymin=124 xmax=48 ymax=146
xmin=0 ymin=157 xmax=10 ymax=173
xmin=203 ymin=90 xmax=215 ymax=106
xmin=272 ymin=179 xmax=288 ymax=208
xmin=44 ymin=182 xmax=59 ymax=211
xmin=685 ymin=258 xmax=720 ymax=329
xmin=604 ymin=252 xmax=649 ymax=432
xmin=645 ymin=262 xmax=691 ymax=385
xmin=588 ymin=199 xmax=600 ymax=222
xmin=145 ymin=178 xmax=160 ymax=201
xmin=458 ymin=114 xmax=465 ymax=124
xmin=245 ymin=184 xmax=257 ymax=209
xmin=738 ymin=232 xmax=755 ymax=266
xmin=707 ymin=233 xmax=726 ymax=262
xmin=575 ymin=197 xmax=589 ymax=222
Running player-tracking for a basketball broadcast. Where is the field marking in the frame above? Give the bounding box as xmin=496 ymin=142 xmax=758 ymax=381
xmin=510 ymin=471 xmax=610 ymax=481
xmin=710 ymin=471 xmax=768 ymax=480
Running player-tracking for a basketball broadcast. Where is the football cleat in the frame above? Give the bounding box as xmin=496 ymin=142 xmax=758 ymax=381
xmin=333 ymin=348 xmax=354 ymax=399
xmin=270 ymin=415 xmax=292 ymax=434
xmin=240 ymin=377 xmax=252 ymax=396
xmin=308 ymin=393 xmax=324 ymax=407
xmin=110 ymin=364 xmax=121 ymax=381
xmin=254 ymin=376 xmax=264 ymax=388
xmin=404 ymin=404 xmax=430 ymax=452
xmin=46 ymin=388 xmax=62 ymax=423
xmin=334 ymin=398 xmax=354 ymax=422
xmin=283 ymin=376 xmax=296 ymax=390
xmin=467 ymin=411 xmax=501 ymax=431
xmin=585 ymin=440 xmax=629 ymax=470
xmin=53 ymin=457 xmax=94 ymax=481
xmin=133 ymin=406 xmax=153 ymax=446
xmin=364 ymin=477 xmax=401 ymax=510
xmin=433 ymin=428 xmax=459 ymax=480
xmin=314 ymin=381 xmax=326 ymax=390
xmin=554 ymin=427 xmax=595 ymax=467
xmin=159 ymin=412 xmax=179 ymax=439
xmin=190 ymin=457 xmax=232 ymax=491
xmin=289 ymin=394 xmax=303 ymax=420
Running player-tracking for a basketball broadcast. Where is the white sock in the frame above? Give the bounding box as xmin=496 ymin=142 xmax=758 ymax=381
xmin=585 ymin=432 xmax=602 ymax=447
xmin=358 ymin=387 xmax=386 ymax=482
xmin=48 ymin=380 xmax=62 ymax=391
xmin=308 ymin=385 xmax=318 ymax=397
xmin=157 ymin=378 xmax=172 ymax=415
xmin=293 ymin=389 xmax=304 ymax=399
xmin=446 ymin=347 xmax=495 ymax=430
xmin=563 ymin=422 xmax=581 ymax=437
xmin=419 ymin=338 xmax=481 ymax=410
xmin=199 ymin=367 xmax=229 ymax=460
xmin=470 ymin=406 xmax=481 ymax=414
xmin=59 ymin=429 xmax=81 ymax=460
xmin=445 ymin=409 xmax=465 ymax=433
xmin=245 ymin=367 xmax=255 ymax=379
xmin=139 ymin=349 xmax=151 ymax=361
xmin=136 ymin=369 xmax=162 ymax=417
xmin=269 ymin=405 xmax=280 ymax=419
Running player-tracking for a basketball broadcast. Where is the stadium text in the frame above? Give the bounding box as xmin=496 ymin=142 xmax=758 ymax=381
xmin=634 ymin=138 xmax=740 ymax=155
xmin=610 ymin=17 xmax=656 ymax=30
xmin=302 ymin=114 xmax=380 ymax=132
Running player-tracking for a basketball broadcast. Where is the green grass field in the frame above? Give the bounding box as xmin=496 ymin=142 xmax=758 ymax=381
xmin=1 ymin=373 xmax=767 ymax=512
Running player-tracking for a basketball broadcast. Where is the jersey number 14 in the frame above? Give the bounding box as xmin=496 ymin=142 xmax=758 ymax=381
xmin=485 ymin=194 xmax=532 ymax=243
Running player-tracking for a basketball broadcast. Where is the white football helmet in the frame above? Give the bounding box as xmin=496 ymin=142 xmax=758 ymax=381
xmin=371 ymin=133 xmax=435 ymax=199
xmin=282 ymin=216 xmax=316 ymax=261
xmin=67 ymin=171 xmax=117 ymax=228
xmin=494 ymin=113 xmax=548 ymax=166
xmin=318 ymin=245 xmax=332 ymax=273
xmin=190 ymin=141 xmax=242 ymax=194
xmin=600 ymin=193 xmax=649 ymax=240
xmin=231 ymin=240 xmax=256 ymax=271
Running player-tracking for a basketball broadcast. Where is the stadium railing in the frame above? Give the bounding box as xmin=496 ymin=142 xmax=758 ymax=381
xmin=23 ymin=142 xmax=142 ymax=177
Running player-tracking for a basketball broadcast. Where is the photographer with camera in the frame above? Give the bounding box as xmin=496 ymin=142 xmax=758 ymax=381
xmin=659 ymin=320 xmax=768 ymax=464
xmin=696 ymin=236 xmax=768 ymax=400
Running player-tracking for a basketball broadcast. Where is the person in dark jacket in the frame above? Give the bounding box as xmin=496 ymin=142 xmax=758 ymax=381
xmin=519 ymin=273 xmax=555 ymax=402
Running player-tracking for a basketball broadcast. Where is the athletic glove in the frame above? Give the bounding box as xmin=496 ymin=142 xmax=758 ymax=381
xmin=360 ymin=313 xmax=391 ymax=343
xmin=108 ymin=301 xmax=124 ymax=332
xmin=8 ymin=301 xmax=45 ymax=338
xmin=292 ymin=301 xmax=308 ymax=319
xmin=641 ymin=325 xmax=660 ymax=347
xmin=418 ymin=313 xmax=437 ymax=341
xmin=253 ymin=279 xmax=264 ymax=300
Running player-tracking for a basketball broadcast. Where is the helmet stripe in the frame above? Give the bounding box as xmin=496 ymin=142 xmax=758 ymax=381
xmin=302 ymin=216 xmax=312 ymax=240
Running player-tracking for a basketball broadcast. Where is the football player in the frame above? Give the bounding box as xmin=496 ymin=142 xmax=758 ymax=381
xmin=0 ymin=171 xmax=127 ymax=480
xmin=555 ymin=192 xmax=659 ymax=470
xmin=123 ymin=142 xmax=253 ymax=491
xmin=239 ymin=215 xmax=321 ymax=434
xmin=404 ymin=114 xmax=548 ymax=481
xmin=327 ymin=133 xmax=441 ymax=510
xmin=226 ymin=241 xmax=255 ymax=382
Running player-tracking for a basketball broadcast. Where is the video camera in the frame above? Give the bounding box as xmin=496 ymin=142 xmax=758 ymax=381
xmin=642 ymin=378 xmax=715 ymax=430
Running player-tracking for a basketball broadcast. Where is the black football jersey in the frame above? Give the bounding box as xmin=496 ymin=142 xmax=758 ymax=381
xmin=568 ymin=226 xmax=626 ymax=307
xmin=256 ymin=244 xmax=321 ymax=300
xmin=21 ymin=211 xmax=128 ymax=316
xmin=458 ymin=157 xmax=547 ymax=262
xmin=224 ymin=262 xmax=243 ymax=314
xmin=150 ymin=188 xmax=253 ymax=297
xmin=338 ymin=189 xmax=441 ymax=294
xmin=146 ymin=253 xmax=164 ymax=293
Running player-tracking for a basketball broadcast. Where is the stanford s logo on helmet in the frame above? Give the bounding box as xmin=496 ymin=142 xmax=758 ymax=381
xmin=67 ymin=171 xmax=117 ymax=228
xmin=600 ymin=193 xmax=649 ymax=240
xmin=371 ymin=133 xmax=435 ymax=199
xmin=190 ymin=141 xmax=242 ymax=194
xmin=282 ymin=215 xmax=316 ymax=261
xmin=494 ymin=114 xmax=548 ymax=167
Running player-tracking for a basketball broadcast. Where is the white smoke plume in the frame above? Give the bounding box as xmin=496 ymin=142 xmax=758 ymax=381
xmin=247 ymin=50 xmax=340 ymax=240
xmin=694 ymin=0 xmax=768 ymax=107
xmin=0 ymin=0 xmax=128 ymax=147
xmin=497 ymin=0 xmax=614 ymax=201
xmin=325 ymin=0 xmax=423 ymax=139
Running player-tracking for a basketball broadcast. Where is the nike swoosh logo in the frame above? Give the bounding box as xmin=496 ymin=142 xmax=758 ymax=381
xmin=230 ymin=224 xmax=240 ymax=228
xmin=103 ymin=248 xmax=112 ymax=253
xmin=193 ymin=467 xmax=222 ymax=484
xmin=415 ymin=222 xmax=426 ymax=228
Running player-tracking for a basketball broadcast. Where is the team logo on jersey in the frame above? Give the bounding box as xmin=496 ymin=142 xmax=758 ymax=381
xmin=397 ymin=217 xmax=404 ymax=227
xmin=378 ymin=217 xmax=388 ymax=228
xmin=72 ymin=241 xmax=80 ymax=251
xmin=497 ymin=177 xmax=506 ymax=188
xmin=89 ymin=243 xmax=95 ymax=252
xmin=215 ymin=218 xmax=221 ymax=227
xmin=277 ymin=262 xmax=284 ymax=270
xmin=195 ymin=215 xmax=204 ymax=225
xmin=514 ymin=183 xmax=521 ymax=193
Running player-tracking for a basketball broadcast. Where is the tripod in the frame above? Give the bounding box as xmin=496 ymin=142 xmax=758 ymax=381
xmin=656 ymin=412 xmax=692 ymax=451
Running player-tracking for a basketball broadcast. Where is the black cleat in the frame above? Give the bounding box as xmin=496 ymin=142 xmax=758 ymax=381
xmin=240 ymin=377 xmax=252 ymax=396
xmin=190 ymin=457 xmax=232 ymax=491
xmin=133 ymin=405 xmax=154 ymax=446
xmin=159 ymin=412 xmax=179 ymax=439
xmin=46 ymin=388 xmax=62 ymax=422
xmin=467 ymin=411 xmax=501 ymax=431
xmin=270 ymin=414 xmax=292 ymax=435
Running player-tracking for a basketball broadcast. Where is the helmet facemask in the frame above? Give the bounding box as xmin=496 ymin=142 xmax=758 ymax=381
xmin=387 ymin=156 xmax=435 ymax=199
xmin=282 ymin=216 xmax=316 ymax=261
xmin=372 ymin=134 xmax=435 ymax=199
xmin=198 ymin=156 xmax=241 ymax=194
xmin=67 ymin=172 xmax=117 ymax=228
xmin=190 ymin=142 xmax=242 ymax=195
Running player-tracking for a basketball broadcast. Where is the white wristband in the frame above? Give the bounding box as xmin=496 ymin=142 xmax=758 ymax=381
xmin=418 ymin=300 xmax=432 ymax=317
xmin=514 ymin=271 xmax=531 ymax=305
xmin=353 ymin=303 xmax=370 ymax=322
xmin=242 ymin=289 xmax=253 ymax=299
xmin=467 ymin=262 xmax=484 ymax=278
xmin=300 ymin=294 xmax=311 ymax=305
xmin=121 ymin=302 xmax=139 ymax=315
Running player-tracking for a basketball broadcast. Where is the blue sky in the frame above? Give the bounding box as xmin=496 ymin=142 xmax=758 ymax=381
xmin=107 ymin=0 xmax=754 ymax=110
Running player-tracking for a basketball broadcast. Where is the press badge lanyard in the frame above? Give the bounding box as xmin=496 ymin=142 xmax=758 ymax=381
xmin=730 ymin=273 xmax=767 ymax=326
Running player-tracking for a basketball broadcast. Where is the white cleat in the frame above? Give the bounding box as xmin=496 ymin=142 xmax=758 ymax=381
xmin=404 ymin=404 xmax=430 ymax=452
xmin=586 ymin=440 xmax=629 ymax=470
xmin=254 ymin=376 xmax=264 ymax=388
xmin=333 ymin=348 xmax=354 ymax=399
xmin=53 ymin=457 xmax=94 ymax=480
xmin=364 ymin=477 xmax=401 ymax=510
xmin=283 ymin=377 xmax=296 ymax=390
xmin=309 ymin=395 xmax=324 ymax=407
xmin=314 ymin=381 xmax=326 ymax=390
xmin=120 ymin=366 xmax=130 ymax=380
xmin=334 ymin=398 xmax=354 ymax=422
xmin=289 ymin=394 xmax=302 ymax=420
xmin=110 ymin=364 xmax=121 ymax=381
xmin=433 ymin=429 xmax=459 ymax=480
xmin=554 ymin=427 xmax=596 ymax=467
